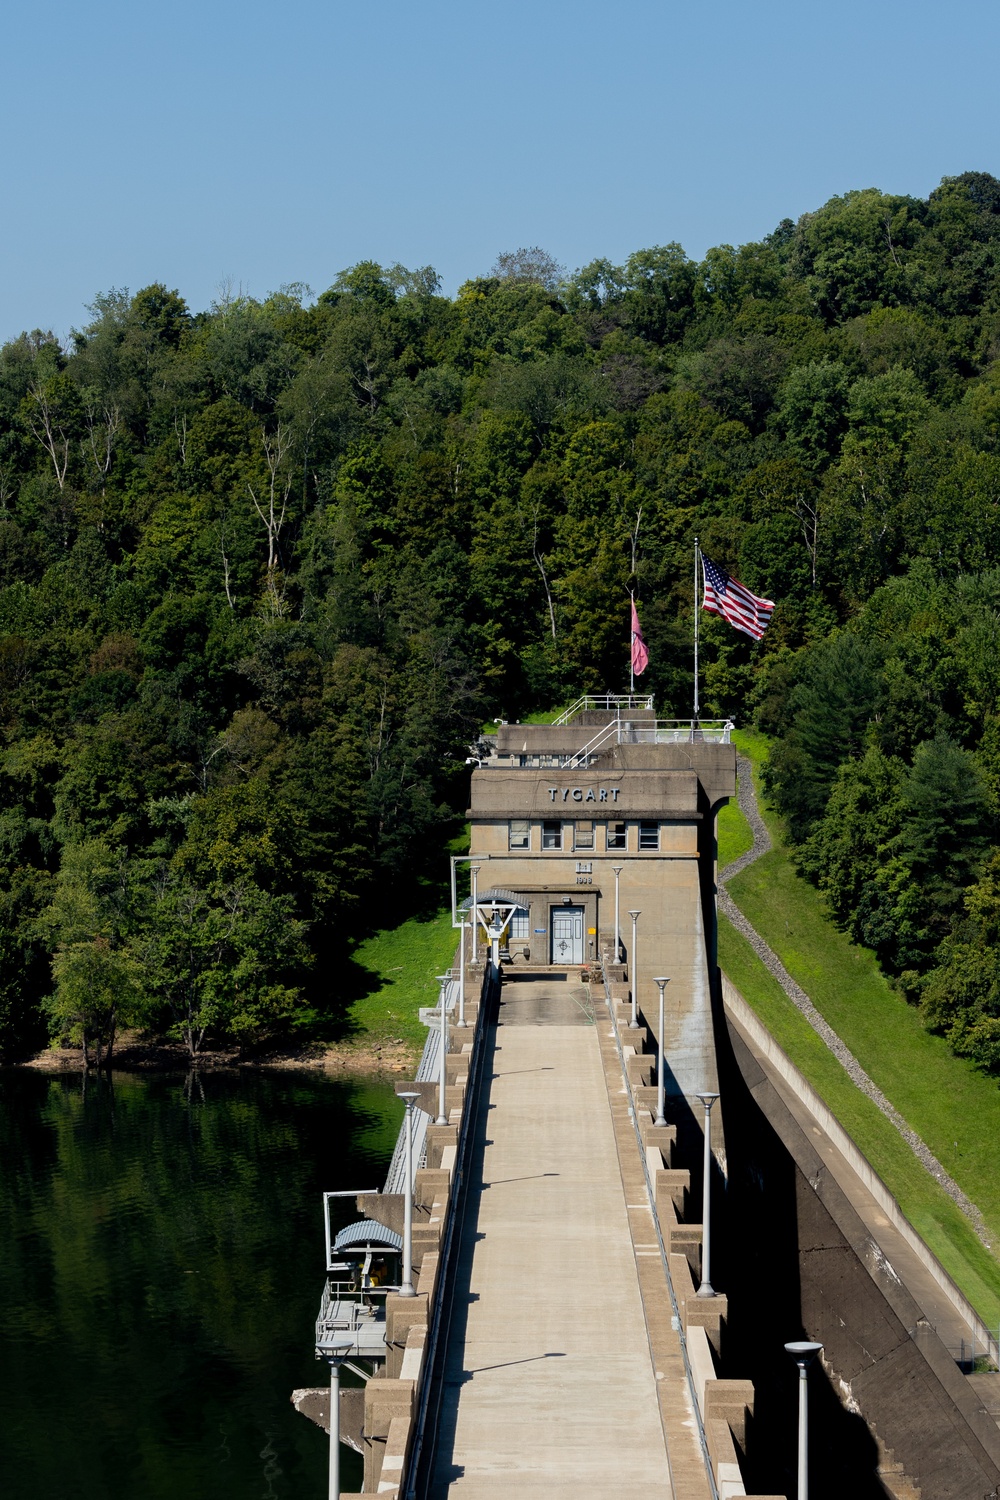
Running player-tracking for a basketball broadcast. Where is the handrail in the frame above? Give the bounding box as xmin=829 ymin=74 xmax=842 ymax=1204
xmin=564 ymin=719 xmax=620 ymax=768
xmin=403 ymin=962 xmax=501 ymax=1499
xmin=553 ymin=693 xmax=655 ymax=725
xmin=564 ymin=718 xmax=735 ymax=768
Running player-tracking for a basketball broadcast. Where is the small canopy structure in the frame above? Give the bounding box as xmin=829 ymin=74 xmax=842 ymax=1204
xmin=459 ymin=887 xmax=532 ymax=936
xmin=333 ymin=1219 xmax=403 ymax=1255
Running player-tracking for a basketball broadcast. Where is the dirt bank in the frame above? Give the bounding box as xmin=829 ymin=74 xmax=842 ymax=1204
xmin=15 ymin=1035 xmax=421 ymax=1079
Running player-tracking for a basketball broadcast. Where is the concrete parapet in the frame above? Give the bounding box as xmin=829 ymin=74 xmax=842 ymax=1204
xmin=627 ymin=1051 xmax=653 ymax=1088
xmin=655 ymin=1167 xmax=690 ymax=1215
xmin=413 ymin=1250 xmax=439 ymax=1301
xmin=422 ymin=1126 xmax=457 ymax=1170
xmin=685 ymin=1292 xmax=728 ymax=1336
xmin=635 ymin=1084 xmax=670 ymax=1119
xmin=706 ymin=1417 xmax=747 ymax=1498
xmin=364 ymin=1379 xmax=415 ymax=1492
xmin=641 ymin=1119 xmax=677 ymax=1160
xmin=687 ymin=1322 xmax=718 ymax=1414
xmin=410 ymin=1224 xmax=442 ymax=1264
xmin=657 ymin=1191 xmax=702 ymax=1274
xmin=670 ymin=1247 xmax=728 ymax=1338
xmin=627 ymin=1024 xmax=651 ymax=1052
xmin=705 ymin=1381 xmax=754 ymax=1449
xmin=375 ymin=1410 xmax=412 ymax=1495
xmin=413 ymin=1167 xmax=450 ymax=1212
xmin=399 ymin=1324 xmax=427 ymax=1383
xmin=385 ymin=1293 xmax=429 ymax=1379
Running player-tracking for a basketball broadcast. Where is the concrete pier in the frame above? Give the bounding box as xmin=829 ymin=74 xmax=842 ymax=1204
xmin=429 ymin=977 xmax=673 ymax=1499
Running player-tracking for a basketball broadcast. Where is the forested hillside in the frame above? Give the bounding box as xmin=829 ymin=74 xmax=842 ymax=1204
xmin=5 ymin=172 xmax=1000 ymax=1066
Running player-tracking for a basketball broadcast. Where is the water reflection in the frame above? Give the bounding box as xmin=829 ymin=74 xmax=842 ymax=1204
xmin=0 ymin=1067 xmax=402 ymax=1499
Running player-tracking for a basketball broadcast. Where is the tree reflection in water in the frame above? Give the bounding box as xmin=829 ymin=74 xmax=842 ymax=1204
xmin=0 ymin=1067 xmax=401 ymax=1499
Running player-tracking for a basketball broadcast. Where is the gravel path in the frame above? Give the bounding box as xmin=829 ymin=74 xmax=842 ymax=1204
xmin=719 ymin=756 xmax=992 ymax=1249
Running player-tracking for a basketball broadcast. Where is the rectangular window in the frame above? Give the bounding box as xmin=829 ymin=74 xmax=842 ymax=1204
xmin=575 ymin=821 xmax=594 ymax=851
xmin=508 ymin=819 xmax=530 ymax=850
xmin=607 ymin=821 xmax=627 ymax=851
xmin=542 ymin=819 xmax=562 ymax=850
xmin=510 ymin=907 xmax=529 ymax=940
xmin=639 ymin=820 xmax=659 ymax=851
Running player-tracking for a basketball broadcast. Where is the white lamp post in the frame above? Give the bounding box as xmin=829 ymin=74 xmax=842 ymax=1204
xmin=696 ymin=1091 xmax=720 ymax=1297
xmin=398 ymin=1090 xmax=420 ymax=1297
xmin=470 ymin=866 xmax=480 ymax=963
xmin=653 ymin=977 xmax=670 ymax=1126
xmin=612 ymin=865 xmax=624 ymax=962
xmin=322 ymin=1336 xmax=354 ymax=1500
xmin=628 ymin=910 xmax=641 ymax=1028
xmin=784 ymin=1341 xmax=823 ymax=1500
xmin=435 ymin=975 xmax=450 ymax=1125
xmin=458 ymin=921 xmax=468 ymax=1027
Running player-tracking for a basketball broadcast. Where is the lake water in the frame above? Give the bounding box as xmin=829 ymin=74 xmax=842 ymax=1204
xmin=0 ymin=1066 xmax=402 ymax=1500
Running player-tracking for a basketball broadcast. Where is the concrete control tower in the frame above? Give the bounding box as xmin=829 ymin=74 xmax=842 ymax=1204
xmin=466 ymin=694 xmax=736 ymax=1099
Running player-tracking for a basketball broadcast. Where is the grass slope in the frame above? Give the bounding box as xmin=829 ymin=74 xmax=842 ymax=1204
xmin=722 ymin=730 xmax=1000 ymax=1321
xmin=347 ymin=911 xmax=460 ymax=1051
xmin=717 ymin=799 xmax=754 ymax=868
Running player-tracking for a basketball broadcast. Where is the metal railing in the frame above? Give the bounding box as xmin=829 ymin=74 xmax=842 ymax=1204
xmin=552 ymin=693 xmax=655 ymax=725
xmin=565 ymin=718 xmax=735 ymax=767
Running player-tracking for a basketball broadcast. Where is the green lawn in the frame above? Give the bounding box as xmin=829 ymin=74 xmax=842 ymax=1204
xmin=720 ymin=730 xmax=1000 ymax=1318
xmin=481 ymin=706 xmax=571 ymax=733
xmin=719 ymin=917 xmax=1000 ymax=1322
xmin=347 ymin=910 xmax=461 ymax=1051
xmin=717 ymin=799 xmax=754 ymax=867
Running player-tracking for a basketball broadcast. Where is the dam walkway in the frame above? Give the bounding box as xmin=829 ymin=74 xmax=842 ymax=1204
xmin=426 ymin=975 xmax=691 ymax=1500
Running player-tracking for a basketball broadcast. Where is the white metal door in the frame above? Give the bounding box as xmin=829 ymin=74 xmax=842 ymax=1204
xmin=550 ymin=907 xmax=584 ymax=965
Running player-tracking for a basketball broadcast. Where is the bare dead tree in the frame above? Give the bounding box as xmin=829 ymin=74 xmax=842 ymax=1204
xmin=26 ymin=382 xmax=72 ymax=490
xmin=884 ymin=213 xmax=902 ymax=269
xmin=217 ymin=520 xmax=236 ymax=611
xmin=83 ymin=401 xmax=121 ymax=492
xmin=353 ymin=351 xmax=383 ymax=412
xmin=0 ymin=460 xmax=16 ymax=513
xmin=248 ymin=426 xmax=293 ymax=617
xmin=519 ymin=499 xmax=557 ymax=640
xmin=174 ymin=413 xmax=189 ymax=467
xmin=627 ymin=503 xmax=642 ymax=578
xmin=795 ymin=495 xmax=820 ymax=586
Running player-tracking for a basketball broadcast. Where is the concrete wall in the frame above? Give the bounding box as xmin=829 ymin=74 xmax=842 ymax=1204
xmin=716 ymin=974 xmax=1000 ymax=1500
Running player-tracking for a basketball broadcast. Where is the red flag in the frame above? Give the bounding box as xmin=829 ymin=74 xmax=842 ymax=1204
xmin=631 ymin=599 xmax=649 ymax=675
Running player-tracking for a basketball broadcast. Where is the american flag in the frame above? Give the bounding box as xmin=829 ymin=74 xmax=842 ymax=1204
xmin=701 ymin=553 xmax=775 ymax=641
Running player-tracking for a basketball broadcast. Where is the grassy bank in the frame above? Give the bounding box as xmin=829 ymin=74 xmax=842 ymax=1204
xmin=720 ymin=731 xmax=1000 ymax=1319
xmin=346 ymin=910 xmax=460 ymax=1054
xmin=717 ymin=799 xmax=754 ymax=867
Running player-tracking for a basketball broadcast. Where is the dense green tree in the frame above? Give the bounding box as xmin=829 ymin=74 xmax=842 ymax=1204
xmin=7 ymin=181 xmax=1000 ymax=1065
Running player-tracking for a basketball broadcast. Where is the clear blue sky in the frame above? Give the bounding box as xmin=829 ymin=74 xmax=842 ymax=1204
xmin=2 ymin=0 xmax=998 ymax=340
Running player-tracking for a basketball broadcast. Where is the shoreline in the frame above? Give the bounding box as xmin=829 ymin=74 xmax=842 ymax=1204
xmin=10 ymin=1036 xmax=421 ymax=1079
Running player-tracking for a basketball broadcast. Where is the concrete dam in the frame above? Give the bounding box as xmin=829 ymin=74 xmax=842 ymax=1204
xmin=294 ymin=697 xmax=1000 ymax=1499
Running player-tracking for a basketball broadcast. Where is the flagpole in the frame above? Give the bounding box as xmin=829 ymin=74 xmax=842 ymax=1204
xmin=693 ymin=538 xmax=700 ymax=723
xmin=629 ymin=592 xmax=634 ymax=697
